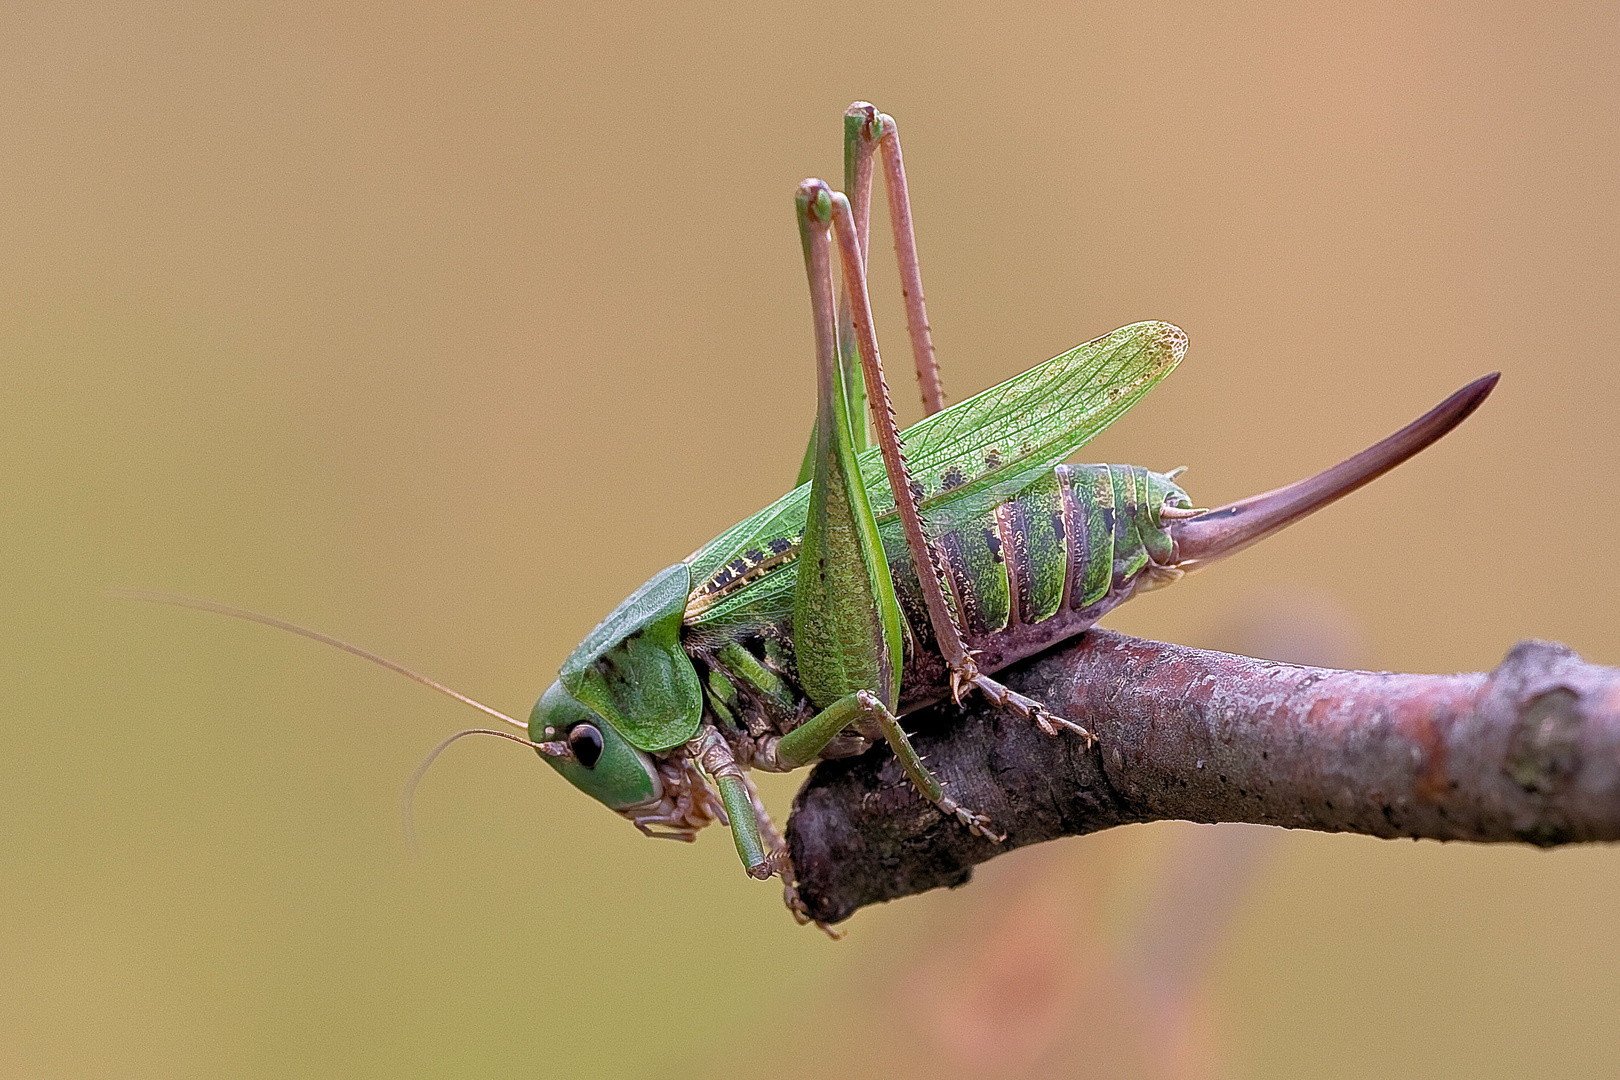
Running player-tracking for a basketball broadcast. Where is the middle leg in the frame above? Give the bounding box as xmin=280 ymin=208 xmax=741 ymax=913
xmin=771 ymin=689 xmax=1000 ymax=841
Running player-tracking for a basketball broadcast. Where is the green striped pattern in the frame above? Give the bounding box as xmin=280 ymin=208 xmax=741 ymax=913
xmin=920 ymin=463 xmax=1172 ymax=640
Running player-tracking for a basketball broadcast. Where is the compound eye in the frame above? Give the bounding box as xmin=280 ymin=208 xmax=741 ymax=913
xmin=567 ymin=723 xmax=605 ymax=769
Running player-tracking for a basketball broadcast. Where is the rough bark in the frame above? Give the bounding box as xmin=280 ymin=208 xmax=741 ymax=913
xmin=786 ymin=630 xmax=1620 ymax=924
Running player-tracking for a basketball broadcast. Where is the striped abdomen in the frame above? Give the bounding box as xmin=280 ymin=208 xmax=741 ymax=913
xmin=892 ymin=463 xmax=1186 ymax=706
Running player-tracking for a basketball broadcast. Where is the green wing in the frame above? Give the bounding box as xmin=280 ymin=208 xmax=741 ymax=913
xmin=684 ymin=321 xmax=1186 ymax=636
xmin=866 ymin=319 xmax=1186 ymax=523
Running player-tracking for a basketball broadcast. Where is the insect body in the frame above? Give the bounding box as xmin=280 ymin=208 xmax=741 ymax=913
xmin=127 ymin=102 xmax=1496 ymax=926
xmin=529 ymin=314 xmax=1489 ymax=900
xmin=534 ymin=321 xmax=1195 ymax=858
xmin=520 ymin=106 xmax=1493 ymax=910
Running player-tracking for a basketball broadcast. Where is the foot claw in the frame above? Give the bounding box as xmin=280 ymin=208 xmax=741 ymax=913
xmin=779 ymin=854 xmax=844 ymax=939
xmin=971 ymin=675 xmax=1095 ymax=746
xmin=939 ymin=796 xmax=1005 ymax=843
xmin=959 ymin=809 xmax=1005 ymax=843
xmin=1032 ymin=708 xmax=1094 ymax=745
xmin=947 ymin=651 xmax=983 ymax=704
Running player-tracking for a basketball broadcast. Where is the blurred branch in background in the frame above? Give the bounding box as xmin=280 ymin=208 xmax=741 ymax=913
xmin=788 ymin=628 xmax=1620 ymax=925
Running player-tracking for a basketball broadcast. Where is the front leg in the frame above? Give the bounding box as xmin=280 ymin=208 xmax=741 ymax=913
xmin=732 ymin=769 xmax=843 ymax=938
xmin=690 ymin=725 xmax=773 ymax=879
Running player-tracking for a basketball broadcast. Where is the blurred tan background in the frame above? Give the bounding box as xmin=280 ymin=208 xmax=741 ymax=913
xmin=4 ymin=2 xmax=1618 ymax=1077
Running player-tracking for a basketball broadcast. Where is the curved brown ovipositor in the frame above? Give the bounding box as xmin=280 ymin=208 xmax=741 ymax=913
xmin=1168 ymin=373 xmax=1499 ymax=569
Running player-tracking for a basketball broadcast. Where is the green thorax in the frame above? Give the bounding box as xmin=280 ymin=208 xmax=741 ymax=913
xmin=559 ymin=562 xmax=703 ymax=752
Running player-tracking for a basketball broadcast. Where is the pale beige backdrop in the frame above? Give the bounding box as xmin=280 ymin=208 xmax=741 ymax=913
xmin=4 ymin=2 xmax=1617 ymax=1077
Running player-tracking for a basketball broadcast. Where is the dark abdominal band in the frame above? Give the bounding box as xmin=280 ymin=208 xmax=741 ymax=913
xmin=895 ymin=463 xmax=1157 ymax=710
xmin=930 ymin=464 xmax=1149 ymax=634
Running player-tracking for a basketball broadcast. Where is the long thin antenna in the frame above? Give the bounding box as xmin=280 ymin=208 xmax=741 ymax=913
xmin=402 ymin=727 xmax=565 ymax=851
xmin=109 ymin=589 xmax=528 ymax=731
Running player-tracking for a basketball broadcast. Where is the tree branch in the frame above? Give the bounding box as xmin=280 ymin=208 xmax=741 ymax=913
xmin=785 ymin=630 xmax=1620 ymax=924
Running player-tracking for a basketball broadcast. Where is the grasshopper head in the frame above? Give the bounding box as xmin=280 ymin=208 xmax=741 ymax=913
xmin=526 ymin=562 xmax=709 ymax=829
xmin=529 ymin=681 xmax=663 ymax=811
